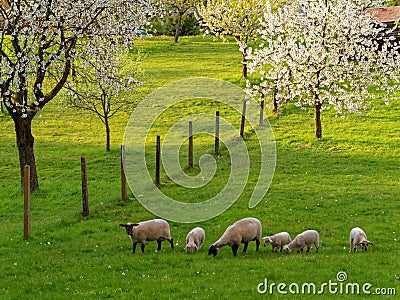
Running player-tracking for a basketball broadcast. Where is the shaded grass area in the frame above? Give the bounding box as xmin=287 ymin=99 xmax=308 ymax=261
xmin=0 ymin=36 xmax=399 ymax=299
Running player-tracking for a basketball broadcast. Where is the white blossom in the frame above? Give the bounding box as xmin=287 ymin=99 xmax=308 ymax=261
xmin=245 ymin=0 xmax=400 ymax=137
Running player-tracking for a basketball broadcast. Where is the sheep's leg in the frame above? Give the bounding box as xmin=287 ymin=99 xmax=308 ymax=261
xmin=255 ymin=239 xmax=260 ymax=251
xmin=315 ymin=244 xmax=319 ymax=253
xmin=169 ymin=238 xmax=174 ymax=249
xmin=232 ymin=244 xmax=239 ymax=256
xmin=132 ymin=242 xmax=138 ymax=254
xmin=141 ymin=242 xmax=146 ymax=253
xmin=279 ymin=245 xmax=283 ymax=252
xmin=306 ymin=245 xmax=311 ymax=252
xmin=157 ymin=239 xmax=162 ymax=251
xmin=243 ymin=242 xmax=249 ymax=253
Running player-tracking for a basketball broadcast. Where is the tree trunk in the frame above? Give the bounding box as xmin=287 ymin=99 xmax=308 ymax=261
xmin=242 ymin=50 xmax=248 ymax=79
xmin=314 ymin=101 xmax=322 ymax=139
xmin=105 ymin=116 xmax=110 ymax=152
xmin=14 ymin=116 xmax=39 ymax=192
xmin=174 ymin=15 xmax=182 ymax=43
xmin=273 ymin=79 xmax=278 ymax=113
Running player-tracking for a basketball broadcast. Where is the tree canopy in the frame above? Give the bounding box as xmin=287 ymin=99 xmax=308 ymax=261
xmin=246 ymin=0 xmax=400 ymax=138
xmin=0 ymin=0 xmax=158 ymax=190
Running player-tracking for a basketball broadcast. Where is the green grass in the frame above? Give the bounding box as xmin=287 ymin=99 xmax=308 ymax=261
xmin=0 ymin=36 xmax=399 ymax=299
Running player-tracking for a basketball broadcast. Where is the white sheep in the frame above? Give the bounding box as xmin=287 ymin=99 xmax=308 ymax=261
xmin=208 ymin=217 xmax=262 ymax=257
xmin=349 ymin=227 xmax=373 ymax=252
xmin=262 ymin=232 xmax=292 ymax=252
xmin=283 ymin=230 xmax=319 ymax=253
xmin=119 ymin=219 xmax=174 ymax=253
xmin=185 ymin=227 xmax=206 ymax=253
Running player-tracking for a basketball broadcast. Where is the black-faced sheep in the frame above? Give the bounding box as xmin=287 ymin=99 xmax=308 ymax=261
xmin=208 ymin=217 xmax=262 ymax=257
xmin=283 ymin=230 xmax=319 ymax=253
xmin=349 ymin=227 xmax=373 ymax=252
xmin=119 ymin=219 xmax=174 ymax=253
xmin=262 ymin=232 xmax=292 ymax=252
xmin=185 ymin=227 xmax=205 ymax=253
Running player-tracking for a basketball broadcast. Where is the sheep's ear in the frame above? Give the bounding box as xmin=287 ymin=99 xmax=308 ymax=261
xmin=119 ymin=224 xmax=127 ymax=228
xmin=367 ymin=241 xmax=374 ymax=245
xmin=131 ymin=223 xmax=140 ymax=227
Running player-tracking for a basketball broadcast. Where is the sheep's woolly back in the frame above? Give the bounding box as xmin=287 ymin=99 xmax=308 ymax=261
xmin=131 ymin=219 xmax=171 ymax=243
xmin=263 ymin=232 xmax=292 ymax=247
xmin=285 ymin=230 xmax=319 ymax=251
xmin=185 ymin=227 xmax=205 ymax=252
xmin=349 ymin=227 xmax=372 ymax=252
xmin=349 ymin=227 xmax=367 ymax=244
xmin=215 ymin=217 xmax=262 ymax=247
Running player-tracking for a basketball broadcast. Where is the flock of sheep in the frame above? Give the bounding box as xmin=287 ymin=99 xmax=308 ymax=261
xmin=119 ymin=217 xmax=373 ymax=256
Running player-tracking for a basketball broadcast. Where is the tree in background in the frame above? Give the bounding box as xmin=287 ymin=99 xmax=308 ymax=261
xmin=64 ymin=49 xmax=143 ymax=152
xmin=163 ymin=0 xmax=199 ymax=43
xmin=0 ymin=0 xmax=157 ymax=191
xmin=386 ymin=0 xmax=400 ymax=5
xmin=246 ymin=0 xmax=399 ymax=138
xmin=198 ymin=0 xmax=269 ymax=78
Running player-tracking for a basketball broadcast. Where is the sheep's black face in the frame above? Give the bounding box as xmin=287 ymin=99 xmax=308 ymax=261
xmin=119 ymin=223 xmax=139 ymax=236
xmin=208 ymin=245 xmax=219 ymax=256
xmin=359 ymin=241 xmax=373 ymax=252
xmin=361 ymin=242 xmax=369 ymax=251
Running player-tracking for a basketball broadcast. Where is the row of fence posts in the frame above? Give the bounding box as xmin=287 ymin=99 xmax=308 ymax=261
xmin=154 ymin=99 xmax=265 ymax=185
xmin=23 ymin=98 xmax=265 ymax=238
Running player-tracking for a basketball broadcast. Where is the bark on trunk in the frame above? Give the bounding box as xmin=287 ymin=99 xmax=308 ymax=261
xmin=174 ymin=15 xmax=182 ymax=43
xmin=105 ymin=117 xmax=110 ymax=152
xmin=242 ymin=51 xmax=248 ymax=79
xmin=14 ymin=116 xmax=39 ymax=192
xmin=314 ymin=101 xmax=322 ymax=139
xmin=273 ymin=80 xmax=278 ymax=113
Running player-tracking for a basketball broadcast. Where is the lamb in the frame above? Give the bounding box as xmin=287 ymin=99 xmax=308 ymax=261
xmin=119 ymin=219 xmax=174 ymax=253
xmin=262 ymin=232 xmax=292 ymax=252
xmin=283 ymin=230 xmax=319 ymax=253
xmin=349 ymin=227 xmax=373 ymax=252
xmin=185 ymin=227 xmax=206 ymax=253
xmin=208 ymin=217 xmax=262 ymax=257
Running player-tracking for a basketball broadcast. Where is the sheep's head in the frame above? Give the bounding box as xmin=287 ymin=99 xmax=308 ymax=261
xmin=262 ymin=237 xmax=273 ymax=247
xmin=358 ymin=240 xmax=373 ymax=251
xmin=119 ymin=223 xmax=139 ymax=236
xmin=283 ymin=245 xmax=292 ymax=254
xmin=185 ymin=242 xmax=198 ymax=254
xmin=208 ymin=244 xmax=219 ymax=256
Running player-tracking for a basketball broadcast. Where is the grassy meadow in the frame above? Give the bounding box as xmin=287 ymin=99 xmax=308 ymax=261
xmin=0 ymin=36 xmax=399 ymax=299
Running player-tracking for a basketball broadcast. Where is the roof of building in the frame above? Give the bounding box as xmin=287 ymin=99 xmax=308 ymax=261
xmin=365 ymin=6 xmax=400 ymax=23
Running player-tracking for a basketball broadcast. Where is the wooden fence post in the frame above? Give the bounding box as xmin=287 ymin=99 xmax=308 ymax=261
xmin=215 ymin=110 xmax=220 ymax=155
xmin=259 ymin=93 xmax=265 ymax=126
xmin=240 ymin=99 xmax=247 ymax=138
xmin=188 ymin=120 xmax=193 ymax=168
xmin=24 ymin=165 xmax=30 ymax=239
xmin=156 ymin=135 xmax=161 ymax=184
xmin=81 ymin=155 xmax=89 ymax=217
xmin=121 ymin=145 xmax=127 ymax=201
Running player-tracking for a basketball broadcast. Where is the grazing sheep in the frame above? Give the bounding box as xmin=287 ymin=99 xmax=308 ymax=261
xmin=185 ymin=227 xmax=206 ymax=253
xmin=262 ymin=232 xmax=292 ymax=252
xmin=119 ymin=219 xmax=174 ymax=253
xmin=349 ymin=227 xmax=373 ymax=252
xmin=208 ymin=217 xmax=262 ymax=257
xmin=284 ymin=230 xmax=319 ymax=253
